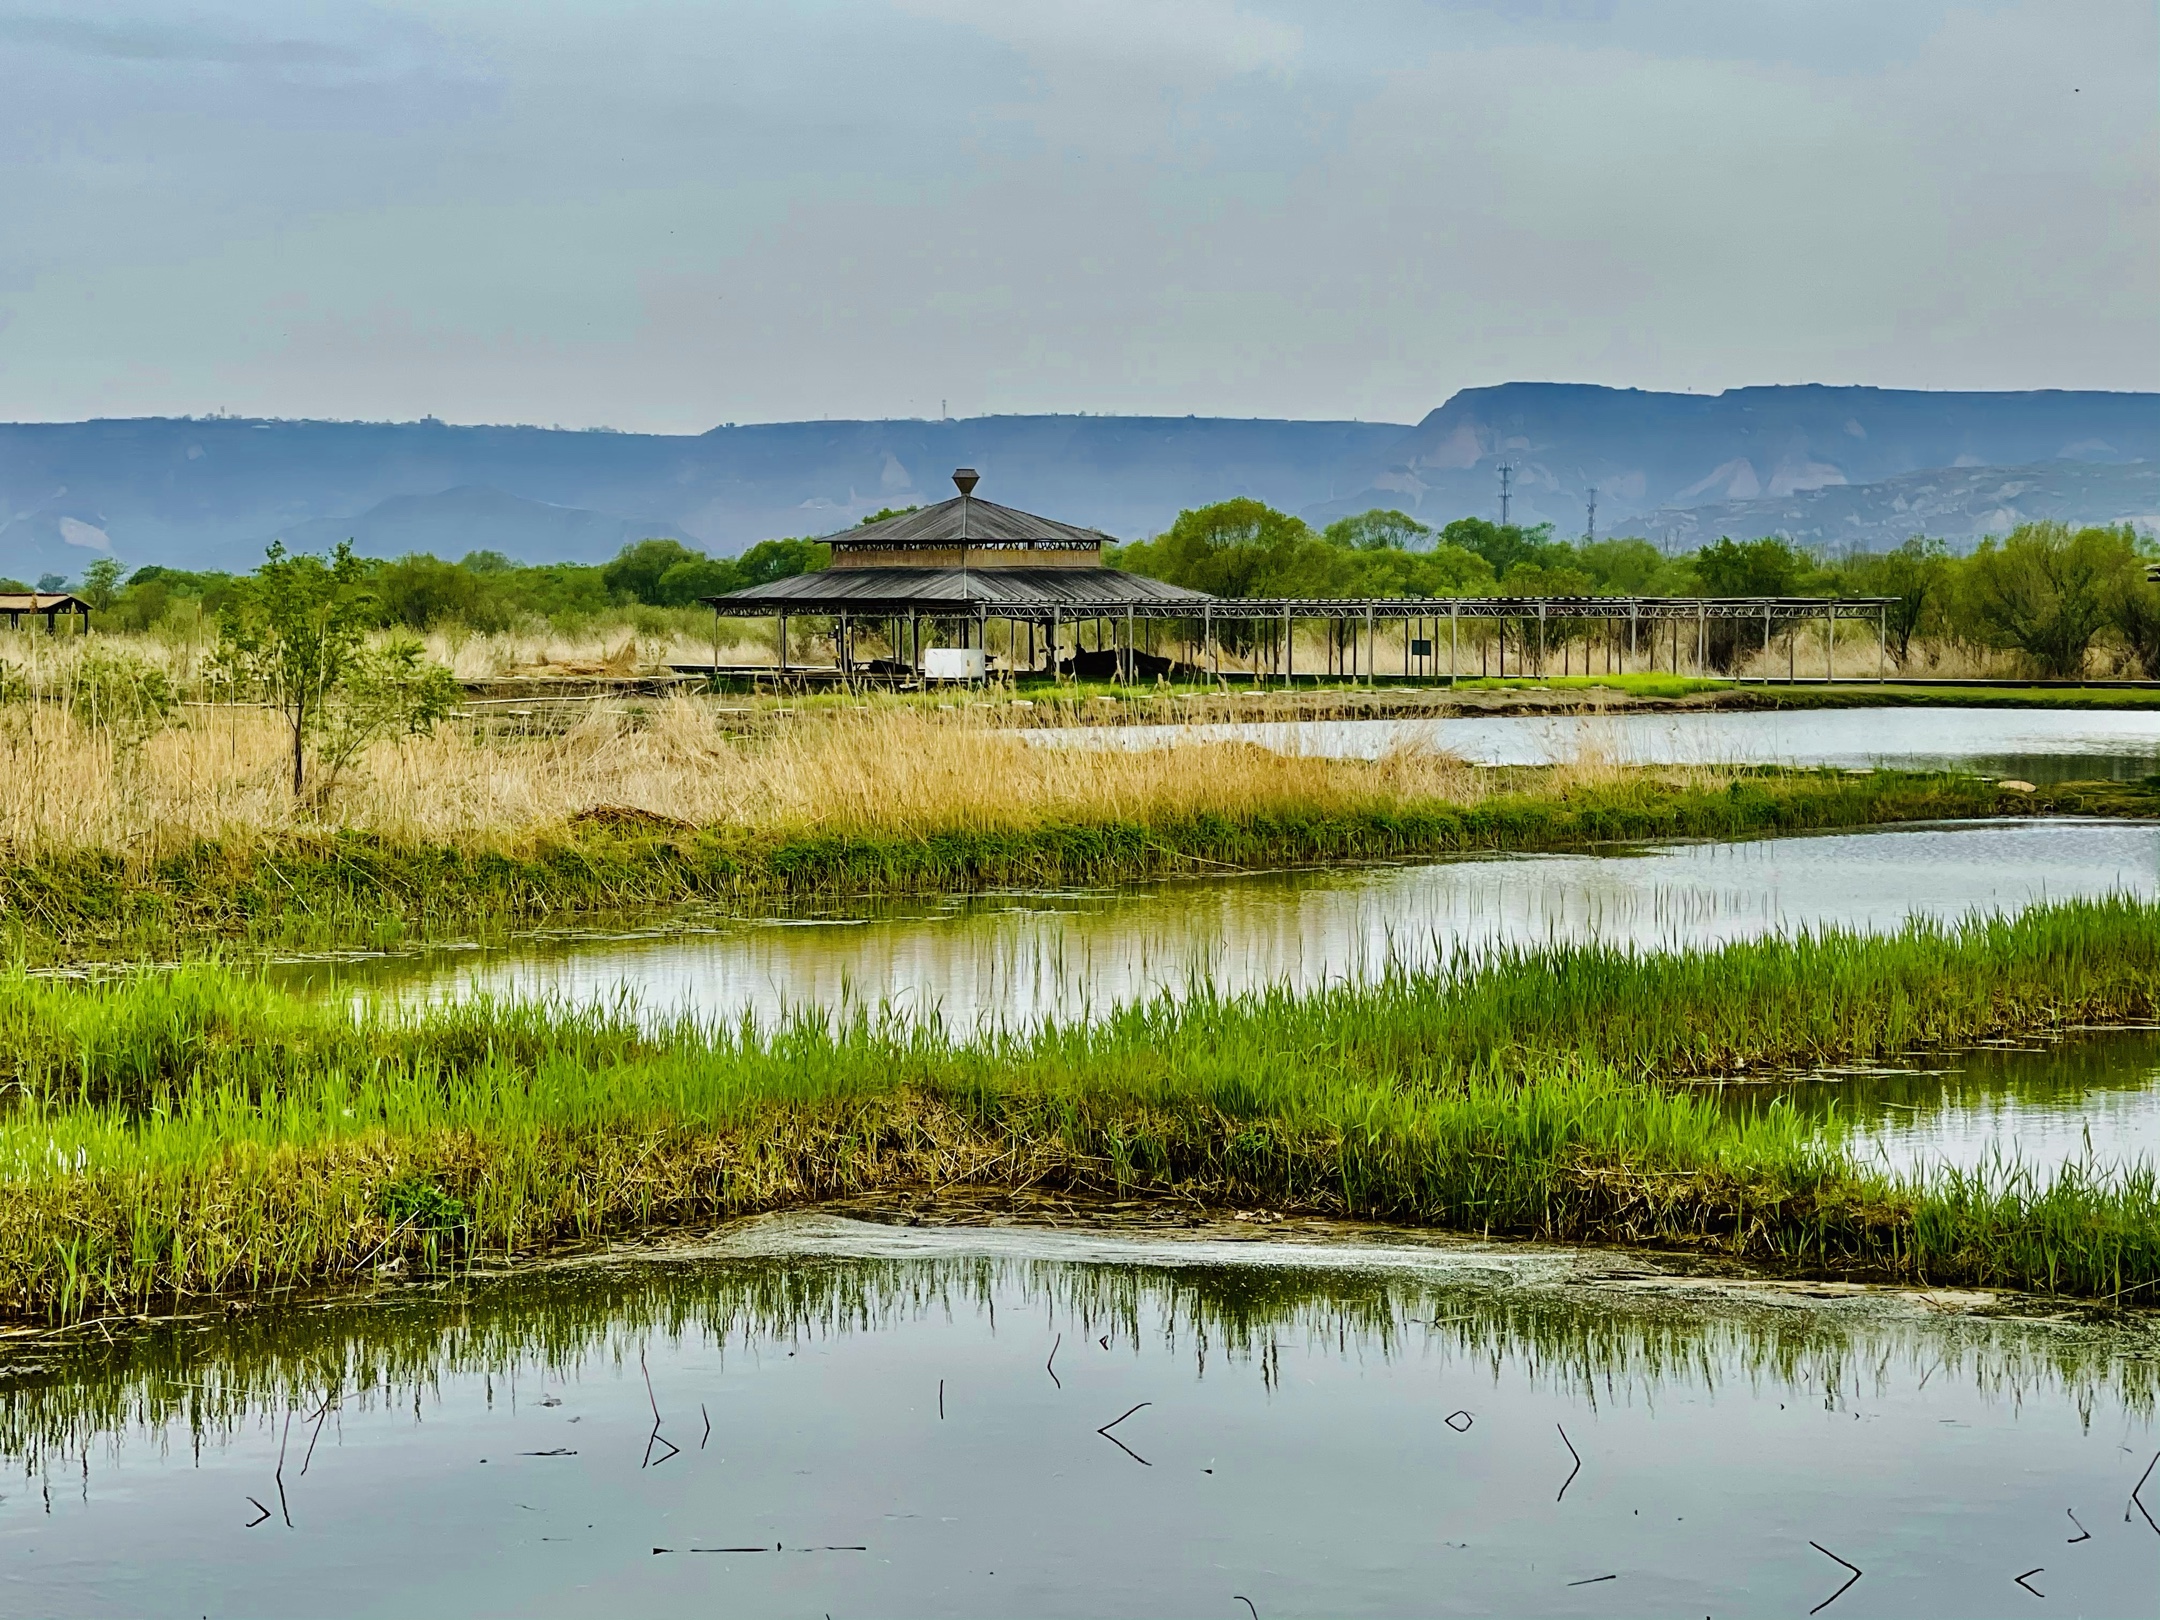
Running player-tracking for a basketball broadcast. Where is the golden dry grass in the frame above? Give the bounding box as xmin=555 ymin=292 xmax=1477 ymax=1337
xmin=0 ymin=686 xmax=1703 ymax=864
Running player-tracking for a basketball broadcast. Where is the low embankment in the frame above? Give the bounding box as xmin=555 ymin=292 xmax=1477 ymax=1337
xmin=4 ymin=897 xmax=2157 ymax=1320
xmin=2 ymin=766 xmax=2118 ymax=951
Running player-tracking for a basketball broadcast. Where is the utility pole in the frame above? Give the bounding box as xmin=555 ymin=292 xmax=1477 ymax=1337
xmin=1585 ymin=487 xmax=1597 ymax=546
xmin=1497 ymin=463 xmax=1515 ymax=529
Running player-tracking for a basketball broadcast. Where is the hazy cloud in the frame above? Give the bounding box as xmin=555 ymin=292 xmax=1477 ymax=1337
xmin=0 ymin=0 xmax=2149 ymax=430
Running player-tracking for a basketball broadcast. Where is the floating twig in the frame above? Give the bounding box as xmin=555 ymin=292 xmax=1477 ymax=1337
xmin=939 ymin=1379 xmax=945 ymax=1421
xmin=1566 ymin=1574 xmax=1616 ymax=1586
xmin=1808 ymin=1542 xmax=1862 ymax=1614
xmin=1098 ymin=1401 xmax=1154 ymax=1467
xmin=2132 ymin=1450 xmax=2158 ymax=1536
xmin=1047 ymin=1333 xmax=1062 ymax=1390
xmin=2066 ymin=1508 xmax=2090 ymax=1544
xmin=1556 ymin=1425 xmax=1581 ymax=1503
xmin=521 ymin=1448 xmax=578 ymax=1457
xmin=1234 ymin=1596 xmax=1259 ymax=1619
xmin=1445 ymin=1411 xmax=1473 ymax=1433
xmin=701 ymin=1403 xmax=711 ymax=1449
xmin=244 ymin=1496 xmax=270 ymax=1528
xmin=2014 ymin=1567 xmax=2045 ymax=1597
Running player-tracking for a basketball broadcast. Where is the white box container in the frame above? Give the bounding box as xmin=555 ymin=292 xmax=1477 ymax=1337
xmin=922 ymin=647 xmax=987 ymax=682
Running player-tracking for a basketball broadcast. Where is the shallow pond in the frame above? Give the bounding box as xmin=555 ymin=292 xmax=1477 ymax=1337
xmin=280 ymin=819 xmax=2158 ymax=1035
xmin=2 ymin=1217 xmax=2152 ymax=1617
xmin=1040 ymin=705 xmax=2160 ymax=782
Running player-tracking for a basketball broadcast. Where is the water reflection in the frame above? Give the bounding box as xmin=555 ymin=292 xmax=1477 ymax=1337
xmin=277 ymin=820 xmax=2159 ymax=1034
xmin=1041 ymin=705 xmax=2160 ymax=782
xmin=1757 ymin=1030 xmax=2160 ymax=1181
xmin=1 ymin=1218 xmax=2153 ymax=1617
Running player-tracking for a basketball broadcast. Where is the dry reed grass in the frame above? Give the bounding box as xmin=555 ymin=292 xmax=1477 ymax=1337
xmin=0 ymin=692 xmax=1688 ymax=864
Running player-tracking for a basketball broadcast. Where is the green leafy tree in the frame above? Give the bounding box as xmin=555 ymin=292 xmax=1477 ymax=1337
xmin=1840 ymin=537 xmax=1949 ymax=666
xmin=735 ymin=538 xmax=830 ymax=586
xmin=1110 ymin=500 xmax=1320 ymax=598
xmin=213 ymin=541 xmax=457 ymax=799
xmin=1323 ymin=509 xmax=1432 ymax=552
xmin=1960 ymin=522 xmax=2139 ymax=678
xmin=1438 ymin=518 xmax=1562 ymax=578
xmin=602 ymin=539 xmax=707 ymax=605
xmin=1575 ymin=538 xmax=1670 ymax=595
xmin=78 ymin=556 xmax=125 ymax=612
xmin=1691 ymin=537 xmax=1820 ymax=597
xmin=656 ymin=556 xmax=743 ymax=605
xmin=378 ymin=553 xmax=512 ymax=632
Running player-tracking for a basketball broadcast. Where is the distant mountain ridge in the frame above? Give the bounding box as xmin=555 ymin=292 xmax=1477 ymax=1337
xmin=1320 ymin=384 xmax=2160 ymax=546
xmin=1 ymin=385 xmax=2154 ymax=579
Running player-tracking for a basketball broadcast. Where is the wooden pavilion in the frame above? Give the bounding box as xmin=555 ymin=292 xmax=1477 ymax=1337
xmin=704 ymin=469 xmax=1209 ymax=681
xmin=0 ymin=591 xmax=92 ymax=634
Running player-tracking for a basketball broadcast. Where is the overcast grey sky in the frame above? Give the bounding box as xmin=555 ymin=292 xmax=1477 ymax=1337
xmin=0 ymin=1 xmax=2151 ymax=431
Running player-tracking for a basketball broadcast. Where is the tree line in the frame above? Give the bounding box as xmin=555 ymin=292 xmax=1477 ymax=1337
xmin=9 ymin=498 xmax=2157 ymax=677
xmin=1108 ymin=501 xmax=2160 ymax=678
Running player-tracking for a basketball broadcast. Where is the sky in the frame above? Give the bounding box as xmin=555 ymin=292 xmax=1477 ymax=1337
xmin=0 ymin=0 xmax=2152 ymax=432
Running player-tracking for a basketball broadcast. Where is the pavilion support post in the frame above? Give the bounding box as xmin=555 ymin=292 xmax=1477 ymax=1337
xmin=1124 ymin=607 xmax=1135 ymax=685
xmin=1878 ymin=604 xmax=1887 ymax=682
xmin=710 ymin=607 xmax=721 ymax=683
xmin=1204 ymin=604 xmax=1216 ymax=682
xmin=1449 ymin=604 xmax=1459 ymax=688
xmin=1282 ymin=603 xmax=1293 ymax=688
xmin=777 ymin=611 xmax=790 ymax=682
xmin=1536 ymin=604 xmax=1546 ymax=677
xmin=1789 ymin=617 xmax=1796 ymax=683
xmin=908 ymin=610 xmax=919 ymax=682
xmin=1695 ymin=603 xmax=1705 ymax=679
xmin=1365 ymin=604 xmax=1377 ymax=688
xmin=1826 ymin=606 xmax=1835 ymax=683
xmin=1629 ymin=602 xmax=1638 ymax=671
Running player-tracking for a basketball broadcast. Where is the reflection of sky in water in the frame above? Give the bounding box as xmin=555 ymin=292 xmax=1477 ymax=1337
xmin=1036 ymin=705 xmax=2160 ymax=781
xmin=4 ymin=1220 xmax=2153 ymax=1618
xmin=1788 ymin=1032 xmax=2160 ymax=1184
xmin=316 ymin=820 xmax=2158 ymax=1036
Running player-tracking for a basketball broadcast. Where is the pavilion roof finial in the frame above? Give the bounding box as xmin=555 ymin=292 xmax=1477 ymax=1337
xmin=952 ymin=467 xmax=979 ymax=496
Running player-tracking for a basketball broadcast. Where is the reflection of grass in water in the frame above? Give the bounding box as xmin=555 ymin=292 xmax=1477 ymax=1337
xmin=3 ymin=897 xmax=2160 ymax=1318
xmin=1 ymin=1245 xmax=2150 ymax=1479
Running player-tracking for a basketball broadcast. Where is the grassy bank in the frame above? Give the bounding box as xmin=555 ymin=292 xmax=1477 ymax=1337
xmin=4 ymin=897 xmax=2158 ymax=1320
xmin=2 ymin=765 xmax=2070 ymax=951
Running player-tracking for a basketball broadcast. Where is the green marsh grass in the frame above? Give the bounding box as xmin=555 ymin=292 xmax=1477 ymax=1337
xmin=4 ymin=897 xmax=2159 ymax=1319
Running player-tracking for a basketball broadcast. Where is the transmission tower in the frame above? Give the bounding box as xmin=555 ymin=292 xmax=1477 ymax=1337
xmin=1585 ymin=487 xmax=1597 ymax=545
xmin=1497 ymin=463 xmax=1515 ymax=528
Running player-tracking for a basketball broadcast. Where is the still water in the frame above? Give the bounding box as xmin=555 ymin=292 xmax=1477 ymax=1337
xmin=1041 ymin=705 xmax=2160 ymax=783
xmin=282 ymin=819 xmax=2158 ymax=1035
xmin=1745 ymin=1030 xmax=2160 ymax=1183
xmin=2 ymin=1217 xmax=2152 ymax=1618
